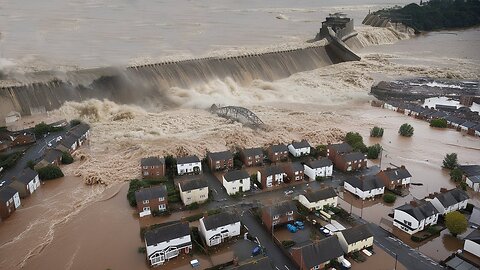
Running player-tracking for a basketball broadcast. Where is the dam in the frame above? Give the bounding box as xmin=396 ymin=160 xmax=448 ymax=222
xmin=0 ymin=15 xmax=361 ymax=119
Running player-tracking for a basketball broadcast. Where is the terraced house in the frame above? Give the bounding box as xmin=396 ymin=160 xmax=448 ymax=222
xmin=144 ymin=222 xmax=192 ymax=266
xmin=199 ymin=212 xmax=241 ymax=247
xmin=429 ymin=188 xmax=469 ymax=215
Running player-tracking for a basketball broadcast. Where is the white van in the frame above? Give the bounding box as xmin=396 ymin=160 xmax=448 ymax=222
xmin=340 ymin=258 xmax=351 ymax=269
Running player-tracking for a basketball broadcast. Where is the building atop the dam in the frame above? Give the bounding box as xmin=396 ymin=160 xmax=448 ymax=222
xmin=316 ymin=13 xmax=354 ymax=41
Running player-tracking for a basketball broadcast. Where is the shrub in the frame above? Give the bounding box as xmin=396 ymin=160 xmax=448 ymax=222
xmin=34 ymin=122 xmax=51 ymax=136
xmin=61 ymin=151 xmax=74 ymax=164
xmin=187 ymin=202 xmax=199 ymax=210
xmin=282 ymin=240 xmax=295 ymax=248
xmin=430 ymin=118 xmax=447 ymax=128
xmin=383 ymin=193 xmax=397 ymax=203
xmin=185 ymin=213 xmax=204 ymax=222
xmin=445 ymin=211 xmax=467 ymax=236
xmin=313 ymin=145 xmax=327 ymax=157
xmin=345 ymin=132 xmax=367 ymax=152
xmin=460 ymin=181 xmax=468 ymax=191
xmin=137 ymin=247 xmax=146 ymax=254
xmin=36 ymin=165 xmax=64 ymax=180
xmin=398 ymin=123 xmax=414 ymax=137
xmin=26 ymin=160 xmax=35 ymax=170
xmin=315 ymin=176 xmax=326 ymax=182
xmin=70 ymin=119 xmax=82 ymax=127
xmin=442 ymin=153 xmax=458 ymax=170
xmin=370 ymin=126 xmax=384 ymax=137
xmin=367 ymin=144 xmax=382 ymax=159
xmin=450 ymin=168 xmax=462 ymax=182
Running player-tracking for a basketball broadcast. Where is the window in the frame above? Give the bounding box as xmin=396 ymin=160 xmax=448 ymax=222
xmin=143 ymin=200 xmax=149 ymax=204
xmin=159 ymin=197 xmax=164 ymax=202
xmin=159 ymin=204 xmax=166 ymax=210
xmin=143 ymin=171 xmax=149 ymax=176
xmin=143 ymin=207 xmax=150 ymax=211
xmin=240 ymin=179 xmax=243 ymax=184
xmin=216 ymin=160 xmax=220 ymax=163
xmin=273 ymin=215 xmax=279 ymax=220
xmin=200 ymin=195 xmax=206 ymax=198
xmin=287 ymin=211 xmax=293 ymax=215
xmin=288 ymin=216 xmax=294 ymax=221
xmin=295 ymin=171 xmax=299 ymax=175
xmin=314 ymin=265 xmax=320 ymax=270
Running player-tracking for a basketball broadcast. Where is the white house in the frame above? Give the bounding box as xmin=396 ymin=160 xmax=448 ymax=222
xmin=287 ymin=140 xmax=311 ymax=157
xmin=145 ymin=222 xmax=192 ymax=266
xmin=429 ymin=188 xmax=469 ymax=215
xmin=176 ymin=155 xmax=202 ymax=175
xmin=222 ymin=170 xmax=250 ymax=195
xmin=461 ymin=165 xmax=480 ymax=192
xmin=464 ymin=230 xmax=480 ymax=258
xmin=336 ymin=224 xmax=374 ymax=254
xmin=69 ymin=123 xmax=91 ymax=146
xmin=298 ymin=187 xmax=338 ymax=211
xmin=303 ymin=158 xmax=333 ymax=180
xmin=467 ymin=175 xmax=480 ymax=192
xmin=343 ymin=175 xmax=385 ymax=200
xmin=178 ymin=179 xmax=208 ymax=206
xmin=383 ymin=102 xmax=399 ymax=112
xmin=199 ymin=212 xmax=241 ymax=247
xmin=9 ymin=168 xmax=40 ymax=198
xmin=393 ymin=201 xmax=439 ymax=235
xmin=258 ymin=166 xmax=286 ymax=188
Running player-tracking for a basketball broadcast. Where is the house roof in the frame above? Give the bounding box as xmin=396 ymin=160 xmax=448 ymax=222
xmin=306 ymin=158 xmax=332 ymax=169
xmin=465 ymin=229 xmax=480 ymax=245
xmin=135 ymin=185 xmax=167 ymax=202
xmin=179 ymin=178 xmax=208 ymax=192
xmin=459 ymin=165 xmax=480 ymax=177
xmin=262 ymin=166 xmax=284 ymax=176
xmin=43 ymin=149 xmax=63 ymax=163
xmin=469 ymin=207 xmax=480 ymax=226
xmin=381 ymin=167 xmax=412 ymax=181
xmin=342 ymin=152 xmax=366 ymax=162
xmin=242 ymin=147 xmax=263 ymax=157
xmin=141 ymin=156 xmax=164 ymax=167
xmin=341 ymin=224 xmax=373 ymax=245
xmin=269 ymin=144 xmax=288 ymax=153
xmin=228 ymin=257 xmax=275 ymax=270
xmin=445 ymin=255 xmax=477 ymax=270
xmin=434 ymin=188 xmax=469 ymax=208
xmin=290 ymin=140 xmax=311 ymax=149
xmin=144 ymin=222 xmax=190 ymax=246
xmin=304 ymin=187 xmax=337 ymax=202
xmin=224 ymin=170 xmax=249 ymax=182
xmin=60 ymin=135 xmax=78 ymax=147
xmin=472 ymin=124 xmax=480 ymax=132
xmin=177 ymin=155 xmax=200 ymax=165
xmin=15 ymin=168 xmax=38 ymax=184
xmin=290 ymin=162 xmax=304 ymax=172
xmin=294 ymin=237 xmax=344 ymax=268
xmin=345 ymin=175 xmax=385 ymax=191
xmin=430 ymin=111 xmax=447 ymax=118
xmin=396 ymin=201 xmax=438 ymax=222
xmin=69 ymin=123 xmax=90 ymax=137
xmin=264 ymin=201 xmax=297 ymax=217
xmin=460 ymin=121 xmax=477 ymax=128
xmin=202 ymin=212 xmax=240 ymax=231
xmin=0 ymin=186 xmax=18 ymax=202
xmin=468 ymin=175 xmax=480 ymax=183
xmin=209 ymin=150 xmax=233 ymax=161
xmin=329 ymin=143 xmax=352 ymax=154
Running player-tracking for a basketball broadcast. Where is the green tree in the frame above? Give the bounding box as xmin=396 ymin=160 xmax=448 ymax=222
xmin=450 ymin=168 xmax=463 ymax=182
xmin=315 ymin=145 xmax=327 ymax=157
xmin=367 ymin=144 xmax=382 ymax=159
xmin=34 ymin=122 xmax=51 ymax=136
xmin=442 ymin=153 xmax=458 ymax=170
xmin=26 ymin=160 xmax=35 ymax=170
xmin=398 ymin=123 xmax=414 ymax=137
xmin=61 ymin=151 xmax=74 ymax=164
xmin=345 ymin=132 xmax=364 ymax=146
xmin=36 ymin=165 xmax=64 ymax=180
xmin=445 ymin=211 xmax=468 ymax=237
xmin=127 ymin=179 xmax=147 ymax=207
xmin=383 ymin=193 xmax=397 ymax=203
xmin=370 ymin=126 xmax=384 ymax=137
xmin=430 ymin=118 xmax=447 ymax=128
xmin=164 ymin=155 xmax=177 ymax=178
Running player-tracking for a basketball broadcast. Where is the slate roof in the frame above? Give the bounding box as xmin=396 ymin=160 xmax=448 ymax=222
xmin=468 ymin=175 xmax=480 ymax=183
xmin=465 ymin=229 xmax=480 ymax=245
xmin=430 ymin=111 xmax=447 ymax=118
xmin=469 ymin=207 xmax=480 ymax=226
xmin=144 ymin=222 xmax=190 ymax=246
xmin=445 ymin=255 xmax=477 ymax=270
xmin=459 ymin=165 xmax=480 ymax=177
xmin=341 ymin=224 xmax=373 ymax=245
xmin=345 ymin=175 xmax=385 ymax=191
xmin=16 ymin=168 xmax=38 ymax=184
xmin=329 ymin=143 xmax=353 ymax=154
xmin=69 ymin=123 xmax=90 ymax=137
xmin=342 ymin=152 xmax=366 ymax=162
xmin=269 ymin=144 xmax=288 ymax=153
xmin=460 ymin=121 xmax=477 ymax=128
xmin=241 ymin=147 xmax=263 ymax=157
xmin=0 ymin=186 xmax=18 ymax=202
xmin=43 ymin=149 xmax=63 ymax=163
xmin=290 ymin=162 xmax=304 ymax=172
xmin=177 ymin=155 xmax=200 ymax=165
xmin=434 ymin=188 xmax=469 ymax=208
xmin=381 ymin=167 xmax=412 ymax=181
xmin=290 ymin=140 xmax=311 ymax=149
xmin=304 ymin=187 xmax=337 ymax=202
xmin=209 ymin=150 xmax=233 ymax=161
xmin=202 ymin=212 xmax=240 ymax=231
xmin=396 ymin=201 xmax=438 ymax=222
xmin=223 ymin=170 xmax=249 ymax=182
xmin=265 ymin=201 xmax=297 ymax=217
xmin=294 ymin=237 xmax=344 ymax=268
xmin=60 ymin=135 xmax=78 ymax=147
xmin=306 ymin=158 xmax=332 ymax=169
xmin=135 ymin=185 xmax=167 ymax=202
xmin=262 ymin=166 xmax=284 ymax=176
xmin=141 ymin=156 xmax=164 ymax=167
xmin=179 ymin=178 xmax=208 ymax=192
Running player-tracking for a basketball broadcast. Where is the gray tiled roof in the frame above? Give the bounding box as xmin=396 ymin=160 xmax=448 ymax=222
xmin=209 ymin=150 xmax=233 ymax=161
xmin=135 ymin=185 xmax=167 ymax=202
xmin=223 ymin=170 xmax=249 ymax=182
xmin=342 ymin=152 xmax=366 ymax=162
xmin=304 ymin=187 xmax=337 ymax=202
xmin=145 ymin=222 xmax=190 ymax=246
xmin=179 ymin=178 xmax=208 ymax=192
xmin=459 ymin=165 xmax=480 ymax=177
xmin=241 ymin=147 xmax=263 ymax=157
xmin=341 ymin=224 xmax=373 ymax=245
xmin=290 ymin=162 xmax=304 ymax=172
xmin=60 ymin=135 xmax=78 ymax=147
xmin=15 ymin=168 xmax=38 ymax=184
xmin=329 ymin=143 xmax=352 ymax=154
xmin=460 ymin=121 xmax=477 ymax=128
xmin=141 ymin=156 xmax=164 ymax=167
xmin=43 ymin=149 xmax=63 ymax=163
xmin=265 ymin=201 xmax=297 ymax=217
xmin=381 ymin=167 xmax=412 ymax=181
xmin=295 ymin=237 xmax=344 ymax=268
xmin=262 ymin=166 xmax=284 ymax=176
xmin=306 ymin=158 xmax=332 ymax=169
xmin=69 ymin=123 xmax=90 ymax=138
xmin=0 ymin=186 xmax=18 ymax=203
xmin=177 ymin=155 xmax=200 ymax=165
xmin=290 ymin=140 xmax=311 ymax=149
xmin=396 ymin=201 xmax=438 ymax=222
xmin=202 ymin=212 xmax=240 ymax=231
xmin=270 ymin=144 xmax=288 ymax=153
xmin=434 ymin=189 xmax=469 ymax=208
xmin=345 ymin=175 xmax=385 ymax=191
xmin=465 ymin=229 xmax=480 ymax=244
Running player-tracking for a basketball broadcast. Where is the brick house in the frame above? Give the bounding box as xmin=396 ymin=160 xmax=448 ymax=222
xmin=208 ymin=150 xmax=234 ymax=171
xmin=261 ymin=201 xmax=297 ymax=231
xmin=140 ymin=156 xmax=165 ymax=179
xmin=267 ymin=144 xmax=289 ymax=163
xmin=257 ymin=166 xmax=286 ymax=189
xmin=9 ymin=168 xmax=40 ymax=198
xmin=290 ymin=237 xmax=344 ymax=270
xmin=240 ymin=147 xmax=264 ymax=167
xmin=376 ymin=166 xmax=412 ymax=190
xmin=326 ymin=142 xmax=353 ymax=160
xmin=11 ymin=133 xmax=36 ymax=146
xmin=335 ymin=152 xmax=367 ymax=172
xmin=0 ymin=186 xmax=21 ymax=221
xmin=135 ymin=185 xmax=168 ymax=217
xmin=283 ymin=162 xmax=304 ymax=182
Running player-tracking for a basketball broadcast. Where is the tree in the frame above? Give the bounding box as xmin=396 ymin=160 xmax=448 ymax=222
xmin=445 ymin=211 xmax=468 ymax=236
xmin=367 ymin=144 xmax=382 ymax=159
xmin=430 ymin=118 xmax=447 ymax=128
xmin=383 ymin=193 xmax=396 ymax=203
xmin=370 ymin=126 xmax=384 ymax=137
xmin=398 ymin=123 xmax=414 ymax=137
xmin=36 ymin=165 xmax=64 ymax=180
xmin=164 ymin=155 xmax=177 ymax=178
xmin=313 ymin=145 xmax=327 ymax=157
xmin=127 ymin=179 xmax=148 ymax=207
xmin=26 ymin=160 xmax=35 ymax=170
xmin=345 ymin=132 xmax=367 ymax=152
xmin=70 ymin=119 xmax=82 ymax=127
xmin=442 ymin=153 xmax=458 ymax=170
xmin=33 ymin=122 xmax=51 ymax=136
xmin=61 ymin=151 xmax=74 ymax=164
xmin=450 ymin=168 xmax=463 ymax=182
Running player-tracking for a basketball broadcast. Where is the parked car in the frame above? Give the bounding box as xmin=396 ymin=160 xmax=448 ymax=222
xmin=294 ymin=221 xmax=305 ymax=230
xmin=340 ymin=258 xmax=351 ymax=269
xmin=319 ymin=227 xmax=333 ymax=236
xmin=252 ymin=246 xmax=261 ymax=256
xmin=287 ymin=224 xmax=298 ymax=233
xmin=362 ymin=249 xmax=372 ymax=257
xmin=190 ymin=259 xmax=200 ymax=268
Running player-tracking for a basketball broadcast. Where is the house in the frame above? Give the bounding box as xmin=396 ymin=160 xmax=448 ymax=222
xmin=135 ymin=185 xmax=168 ymax=217
xmin=298 ymin=187 xmax=338 ymax=211
xmin=335 ymin=152 xmax=367 ymax=172
xmin=469 ymin=124 xmax=480 ymax=137
xmin=69 ymin=123 xmax=90 ymax=145
xmin=140 ymin=156 xmax=165 ymax=179
xmin=199 ymin=212 xmax=241 ymax=247
xmin=222 ymin=170 xmax=250 ymax=195
xmin=393 ymin=201 xmax=439 ymax=235
xmin=11 ymin=133 xmax=36 ymax=146
xmin=383 ymin=102 xmax=399 ymax=111
xmin=56 ymin=135 xmax=78 ymax=153
xmin=0 ymin=186 xmax=21 ymax=221
xmin=208 ymin=150 xmax=234 ymax=171
xmin=336 ymin=224 xmax=374 ymax=254
xmin=429 ymin=188 xmax=469 ymax=215
xmin=444 ymin=115 xmax=465 ymax=129
xmin=178 ymin=178 xmax=208 ymax=206
xmin=227 ymin=257 xmax=275 ymax=270
xmin=176 ymin=155 xmax=202 ymax=175
xmin=303 ymin=158 xmax=333 ymax=180
xmin=459 ymin=121 xmax=477 ymax=132
xmin=343 ymin=175 xmax=385 ymax=200
xmin=460 ymin=165 xmax=480 ymax=191
xmin=290 ymin=237 xmax=344 ymax=270
xmin=144 ymin=222 xmax=192 ymax=266
xmin=463 ymin=229 xmax=480 ymax=258
xmin=288 ymin=140 xmax=311 ymax=157
xmin=327 ymin=142 xmax=352 ymax=160
xmin=283 ymin=162 xmax=304 ymax=182
xmin=261 ymin=201 xmax=297 ymax=231
xmin=257 ymin=166 xmax=286 ymax=189
xmin=9 ymin=168 xmax=40 ymax=198
xmin=267 ymin=144 xmax=289 ymax=163
xmin=34 ymin=149 xmax=63 ymax=169
xmin=240 ymin=147 xmax=264 ymax=167
xmin=376 ymin=166 xmax=412 ymax=190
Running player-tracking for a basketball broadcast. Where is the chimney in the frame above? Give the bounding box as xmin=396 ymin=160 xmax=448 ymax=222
xmin=440 ymin=188 xmax=448 ymax=193
xmin=409 ymin=201 xmax=418 ymax=207
xmin=428 ymin=193 xmax=435 ymax=199
xmin=400 ymin=165 xmax=405 ymax=169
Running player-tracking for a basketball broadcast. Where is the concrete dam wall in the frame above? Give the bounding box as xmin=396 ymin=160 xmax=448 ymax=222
xmin=0 ymin=33 xmax=360 ymax=118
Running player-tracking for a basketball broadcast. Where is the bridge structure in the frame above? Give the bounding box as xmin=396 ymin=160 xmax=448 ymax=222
xmin=210 ymin=105 xmax=265 ymax=128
